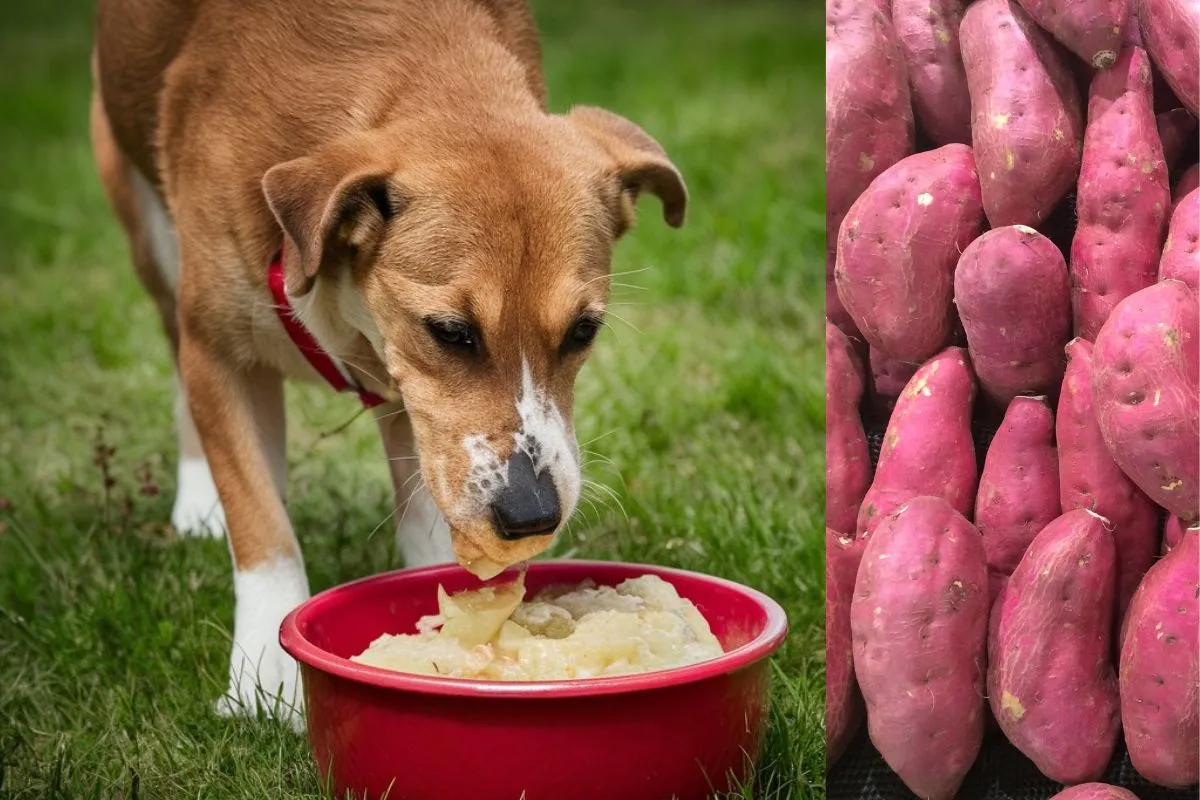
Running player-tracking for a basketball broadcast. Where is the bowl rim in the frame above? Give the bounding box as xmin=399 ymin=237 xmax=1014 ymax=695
xmin=280 ymin=559 xmax=789 ymax=699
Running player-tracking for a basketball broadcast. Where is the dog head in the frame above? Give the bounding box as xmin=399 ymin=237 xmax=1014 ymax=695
xmin=262 ymin=106 xmax=685 ymax=576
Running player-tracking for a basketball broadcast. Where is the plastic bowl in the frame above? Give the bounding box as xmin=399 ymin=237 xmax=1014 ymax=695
xmin=280 ymin=559 xmax=789 ymax=800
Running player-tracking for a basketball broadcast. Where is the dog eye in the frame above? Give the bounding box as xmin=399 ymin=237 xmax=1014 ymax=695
xmin=562 ymin=316 xmax=602 ymax=353
xmin=426 ymin=318 xmax=478 ymax=351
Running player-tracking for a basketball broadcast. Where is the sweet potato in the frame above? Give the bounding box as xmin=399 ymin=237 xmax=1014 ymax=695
xmin=1161 ymin=514 xmax=1192 ymax=553
xmin=827 ymin=0 xmax=914 ymax=267
xmin=961 ymin=0 xmax=1084 ymax=227
xmin=1157 ymin=108 xmax=1199 ymax=170
xmin=856 ymin=347 xmax=979 ymax=538
xmin=1048 ymin=785 xmax=1142 ymax=800
xmin=1058 ymin=338 xmax=1160 ymax=621
xmin=892 ymin=0 xmax=972 ymax=145
xmin=1159 ymin=188 xmax=1199 ymax=290
xmin=827 ymin=322 xmax=873 ymax=535
xmin=826 ymin=528 xmax=866 ymax=765
xmin=1139 ymin=0 xmax=1200 ymax=114
xmin=835 ymin=146 xmax=984 ymax=361
xmin=851 ymin=496 xmax=988 ymax=800
xmin=988 ymin=508 xmax=1121 ymax=783
xmin=1119 ymin=526 xmax=1199 ymax=787
xmin=868 ymin=348 xmax=920 ymax=420
xmin=955 ymin=225 xmax=1072 ymax=404
xmin=1092 ymin=280 xmax=1200 ymax=521
xmin=1014 ymin=0 xmax=1129 ymax=68
xmin=976 ymin=396 xmax=1061 ymax=602
xmin=1176 ymin=162 xmax=1200 ymax=205
xmin=1071 ymin=46 xmax=1172 ymax=341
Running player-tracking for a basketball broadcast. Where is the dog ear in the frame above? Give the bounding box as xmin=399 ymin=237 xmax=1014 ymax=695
xmin=568 ymin=105 xmax=687 ymax=235
xmin=262 ymin=152 xmax=400 ymax=296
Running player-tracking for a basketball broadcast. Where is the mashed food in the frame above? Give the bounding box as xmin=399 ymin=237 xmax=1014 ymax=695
xmin=351 ymin=574 xmax=723 ymax=680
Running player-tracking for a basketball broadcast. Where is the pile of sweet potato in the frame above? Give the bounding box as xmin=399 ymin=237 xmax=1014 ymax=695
xmin=825 ymin=0 xmax=1199 ymax=794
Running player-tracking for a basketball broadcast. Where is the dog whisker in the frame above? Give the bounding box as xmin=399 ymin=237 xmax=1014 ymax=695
xmin=603 ymin=309 xmax=642 ymax=335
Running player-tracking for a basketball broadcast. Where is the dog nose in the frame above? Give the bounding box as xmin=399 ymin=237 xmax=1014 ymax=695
xmin=491 ymin=450 xmax=560 ymax=540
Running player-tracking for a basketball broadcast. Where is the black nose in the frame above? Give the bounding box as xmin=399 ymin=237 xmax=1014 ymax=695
xmin=491 ymin=450 xmax=561 ymax=540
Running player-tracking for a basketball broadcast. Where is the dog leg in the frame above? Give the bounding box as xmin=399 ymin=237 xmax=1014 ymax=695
xmin=178 ymin=325 xmax=305 ymax=729
xmin=377 ymin=406 xmax=455 ymax=568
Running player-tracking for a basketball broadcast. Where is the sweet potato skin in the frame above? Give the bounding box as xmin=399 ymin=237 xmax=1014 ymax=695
xmin=1156 ymin=108 xmax=1199 ymax=170
xmin=988 ymin=509 xmax=1121 ymax=783
xmin=1139 ymin=0 xmax=1200 ymax=114
xmin=835 ymin=145 xmax=984 ymax=361
xmin=827 ymin=0 xmax=914 ymax=268
xmin=1057 ymin=338 xmax=1160 ymax=621
xmin=1159 ymin=188 xmax=1199 ymax=291
xmin=1048 ymin=785 xmax=1142 ymax=800
xmin=976 ymin=396 xmax=1061 ymax=602
xmin=826 ymin=528 xmax=866 ymax=765
xmin=1014 ymin=0 xmax=1128 ymax=68
xmin=827 ymin=322 xmax=873 ymax=535
xmin=1119 ymin=527 xmax=1199 ymax=787
xmin=868 ymin=348 xmax=920 ymax=421
xmin=1175 ymin=163 xmax=1200 ymax=205
xmin=856 ymin=347 xmax=979 ymax=538
xmin=852 ymin=497 xmax=988 ymax=800
xmin=955 ymin=225 xmax=1072 ymax=404
xmin=1071 ymin=46 xmax=1172 ymax=341
xmin=1092 ymin=280 xmax=1200 ymax=522
xmin=892 ymin=0 xmax=972 ymax=145
xmin=961 ymin=0 xmax=1084 ymax=227
xmin=1161 ymin=514 xmax=1191 ymax=553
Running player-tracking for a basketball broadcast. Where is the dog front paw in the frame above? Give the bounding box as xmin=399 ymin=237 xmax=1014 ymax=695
xmin=216 ymin=557 xmax=310 ymax=732
xmin=172 ymin=457 xmax=227 ymax=538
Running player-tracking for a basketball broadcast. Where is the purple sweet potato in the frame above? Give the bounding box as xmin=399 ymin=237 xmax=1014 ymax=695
xmin=1161 ymin=514 xmax=1192 ymax=553
xmin=868 ymin=348 xmax=920 ymax=420
xmin=827 ymin=0 xmax=914 ymax=267
xmin=988 ymin=509 xmax=1121 ymax=783
xmin=1175 ymin=163 xmax=1200 ymax=205
xmin=1014 ymin=0 xmax=1129 ymax=68
xmin=1159 ymin=188 xmax=1199 ymax=290
xmin=1157 ymin=108 xmax=1199 ymax=170
xmin=1058 ymin=338 xmax=1160 ymax=621
xmin=892 ymin=0 xmax=972 ymax=145
xmin=1139 ymin=0 xmax=1200 ymax=114
xmin=1092 ymin=280 xmax=1200 ymax=521
xmin=1048 ymin=785 xmax=1142 ymax=800
xmin=955 ymin=225 xmax=1072 ymax=404
xmin=851 ymin=496 xmax=988 ymax=800
xmin=961 ymin=0 xmax=1084 ymax=227
xmin=835 ymin=146 xmax=985 ymax=361
xmin=976 ymin=396 xmax=1061 ymax=603
xmin=826 ymin=528 xmax=867 ymax=765
xmin=1071 ymin=46 xmax=1172 ymax=341
xmin=827 ymin=322 xmax=873 ymax=536
xmin=856 ymin=347 xmax=978 ymax=538
xmin=1119 ymin=526 xmax=1199 ymax=787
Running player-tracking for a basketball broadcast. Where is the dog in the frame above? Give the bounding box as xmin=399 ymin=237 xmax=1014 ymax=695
xmin=90 ymin=0 xmax=686 ymax=725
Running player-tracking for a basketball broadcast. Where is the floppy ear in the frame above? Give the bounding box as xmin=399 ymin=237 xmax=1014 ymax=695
xmin=567 ymin=105 xmax=687 ymax=234
xmin=262 ymin=151 xmax=400 ymax=296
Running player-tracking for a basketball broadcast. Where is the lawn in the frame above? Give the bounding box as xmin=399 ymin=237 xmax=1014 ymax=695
xmin=0 ymin=1 xmax=826 ymax=797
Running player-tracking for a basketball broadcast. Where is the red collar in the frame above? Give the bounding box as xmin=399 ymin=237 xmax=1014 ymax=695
xmin=267 ymin=250 xmax=387 ymax=409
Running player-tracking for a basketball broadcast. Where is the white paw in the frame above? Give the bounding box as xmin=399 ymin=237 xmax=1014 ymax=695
xmin=216 ymin=557 xmax=310 ymax=732
xmin=172 ymin=457 xmax=227 ymax=538
xmin=397 ymin=486 xmax=456 ymax=568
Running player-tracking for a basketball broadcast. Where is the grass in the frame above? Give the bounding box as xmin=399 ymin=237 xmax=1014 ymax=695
xmin=0 ymin=1 xmax=826 ymax=797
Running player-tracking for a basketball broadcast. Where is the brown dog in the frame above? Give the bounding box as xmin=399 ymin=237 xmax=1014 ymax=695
xmin=90 ymin=0 xmax=685 ymax=724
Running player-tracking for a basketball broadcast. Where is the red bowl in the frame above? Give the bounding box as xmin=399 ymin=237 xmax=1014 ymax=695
xmin=280 ymin=559 xmax=789 ymax=800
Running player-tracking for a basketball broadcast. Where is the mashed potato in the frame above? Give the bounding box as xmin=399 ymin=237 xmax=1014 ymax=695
xmin=350 ymin=574 xmax=724 ymax=680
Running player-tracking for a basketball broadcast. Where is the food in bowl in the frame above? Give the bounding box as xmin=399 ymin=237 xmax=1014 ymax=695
xmin=350 ymin=573 xmax=724 ymax=680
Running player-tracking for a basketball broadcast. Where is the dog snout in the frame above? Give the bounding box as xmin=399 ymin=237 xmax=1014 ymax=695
xmin=490 ymin=450 xmax=560 ymax=539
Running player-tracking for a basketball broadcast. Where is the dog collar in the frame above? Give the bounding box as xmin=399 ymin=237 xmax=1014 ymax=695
xmin=267 ymin=250 xmax=387 ymax=409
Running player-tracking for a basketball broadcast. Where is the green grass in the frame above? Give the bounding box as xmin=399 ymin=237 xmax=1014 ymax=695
xmin=0 ymin=1 xmax=826 ymax=797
